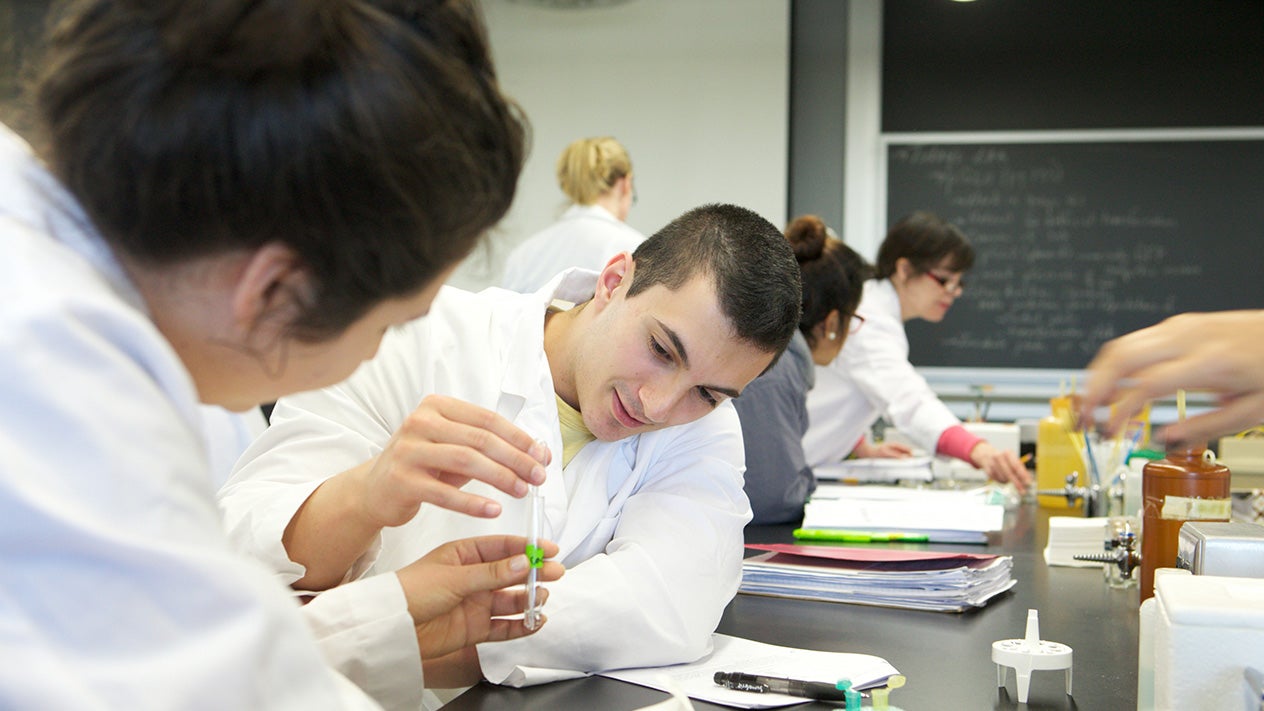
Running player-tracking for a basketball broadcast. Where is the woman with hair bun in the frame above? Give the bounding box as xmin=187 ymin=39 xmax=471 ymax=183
xmin=734 ymin=215 xmax=872 ymax=524
xmin=501 ymin=136 xmax=645 ymax=292
xmin=1 ymin=0 xmax=562 ymax=707
xmin=803 ymin=212 xmax=1032 ymax=492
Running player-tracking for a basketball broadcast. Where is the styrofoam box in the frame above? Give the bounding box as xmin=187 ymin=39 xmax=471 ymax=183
xmin=1148 ymin=573 xmax=1264 ymax=710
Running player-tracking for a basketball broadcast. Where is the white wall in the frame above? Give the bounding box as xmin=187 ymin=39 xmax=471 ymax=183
xmin=449 ymin=0 xmax=790 ymax=291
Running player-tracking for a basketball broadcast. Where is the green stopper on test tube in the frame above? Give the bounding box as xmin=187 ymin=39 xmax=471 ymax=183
xmin=525 ymin=543 xmax=544 ymax=568
xmin=835 ymin=679 xmax=862 ymax=711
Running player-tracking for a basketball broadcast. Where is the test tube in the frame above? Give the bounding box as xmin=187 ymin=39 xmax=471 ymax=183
xmin=524 ymin=484 xmax=544 ymax=630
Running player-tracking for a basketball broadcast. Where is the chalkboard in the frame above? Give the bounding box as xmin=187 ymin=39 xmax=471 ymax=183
xmin=887 ymin=138 xmax=1264 ymax=370
xmin=882 ymin=2 xmax=1264 ymax=133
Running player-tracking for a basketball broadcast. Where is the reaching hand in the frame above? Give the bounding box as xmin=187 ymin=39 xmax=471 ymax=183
xmin=357 ymin=394 xmax=551 ymax=527
xmin=1081 ymin=310 xmax=1264 ymax=447
xmin=970 ymin=442 xmax=1031 ymax=494
xmin=395 ymin=535 xmax=564 ymax=661
xmin=853 ymin=440 xmax=916 ymax=459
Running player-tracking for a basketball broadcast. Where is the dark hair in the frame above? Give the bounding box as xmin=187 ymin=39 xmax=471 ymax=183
xmin=628 ymin=203 xmax=801 ymax=355
xmin=33 ymin=0 xmax=526 ymax=341
xmin=874 ymin=211 xmax=975 ymax=280
xmin=784 ymin=215 xmax=872 ymax=348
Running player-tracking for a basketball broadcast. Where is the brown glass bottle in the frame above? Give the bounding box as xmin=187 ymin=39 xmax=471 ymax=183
xmin=1140 ymin=445 xmax=1231 ymax=601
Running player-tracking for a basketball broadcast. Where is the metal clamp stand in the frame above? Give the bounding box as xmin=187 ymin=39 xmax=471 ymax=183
xmin=1036 ymin=471 xmax=1108 ymax=518
xmin=1073 ymin=529 xmax=1141 ymax=581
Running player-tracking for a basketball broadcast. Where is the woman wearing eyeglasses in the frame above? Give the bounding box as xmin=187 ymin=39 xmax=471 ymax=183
xmin=735 ymin=215 xmax=872 ymax=524
xmin=803 ymin=212 xmax=1032 ymax=492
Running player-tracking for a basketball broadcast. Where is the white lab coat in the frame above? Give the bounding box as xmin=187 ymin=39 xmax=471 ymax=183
xmin=500 ymin=203 xmax=645 ymax=293
xmin=803 ymin=278 xmax=961 ymax=467
xmin=200 ymin=404 xmax=269 ymax=489
xmin=219 ymin=269 xmax=752 ymax=687
xmin=0 ymin=125 xmax=418 ymax=709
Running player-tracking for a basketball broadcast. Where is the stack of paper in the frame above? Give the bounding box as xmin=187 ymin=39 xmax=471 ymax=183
xmin=1044 ymin=516 xmax=1108 ymax=567
xmin=814 ymin=456 xmax=934 ymax=483
xmin=801 ymin=486 xmax=1005 ymax=543
xmin=739 ymin=544 xmax=1015 ymax=613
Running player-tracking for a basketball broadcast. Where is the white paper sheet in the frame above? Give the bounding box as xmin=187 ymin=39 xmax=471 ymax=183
xmin=813 ymin=456 xmax=934 ymax=483
xmin=600 ymin=634 xmax=898 ymax=709
xmin=801 ymin=494 xmax=1004 ymax=543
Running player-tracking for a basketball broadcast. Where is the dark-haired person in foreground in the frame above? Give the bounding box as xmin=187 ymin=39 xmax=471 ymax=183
xmin=220 ymin=204 xmax=803 ymax=695
xmin=2 ymin=0 xmax=564 ymax=708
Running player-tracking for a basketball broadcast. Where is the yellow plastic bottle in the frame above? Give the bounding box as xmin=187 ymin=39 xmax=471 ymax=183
xmin=1036 ymin=394 xmax=1083 ymax=511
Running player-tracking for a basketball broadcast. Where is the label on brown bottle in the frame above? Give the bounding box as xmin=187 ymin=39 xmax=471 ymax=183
xmin=1158 ymin=496 xmax=1232 ymax=520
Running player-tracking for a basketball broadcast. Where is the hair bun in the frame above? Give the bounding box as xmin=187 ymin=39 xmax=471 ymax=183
xmin=154 ymin=0 xmax=342 ymax=73
xmin=784 ymin=214 xmax=829 ymax=263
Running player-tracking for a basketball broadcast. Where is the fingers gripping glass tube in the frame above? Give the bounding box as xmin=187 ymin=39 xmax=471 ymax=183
xmin=524 ymin=484 xmax=544 ymax=630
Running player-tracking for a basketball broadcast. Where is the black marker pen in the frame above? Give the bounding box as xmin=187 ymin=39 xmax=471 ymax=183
xmin=714 ymin=671 xmax=850 ymax=702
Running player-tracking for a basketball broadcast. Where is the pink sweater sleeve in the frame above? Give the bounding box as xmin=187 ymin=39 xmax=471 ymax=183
xmin=844 ymin=435 xmax=867 ymax=459
xmin=936 ymin=425 xmax=983 ymax=463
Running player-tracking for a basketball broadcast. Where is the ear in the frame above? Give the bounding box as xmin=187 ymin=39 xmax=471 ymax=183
xmin=614 ymin=174 xmax=631 ymax=197
xmin=613 ymin=176 xmax=634 ymax=220
xmin=592 ymin=251 xmax=633 ymax=310
xmin=824 ymin=309 xmax=842 ymax=338
xmin=894 ymin=257 xmax=915 ymax=283
xmin=811 ymin=309 xmax=841 ymax=343
xmin=230 ymin=243 xmax=314 ymax=341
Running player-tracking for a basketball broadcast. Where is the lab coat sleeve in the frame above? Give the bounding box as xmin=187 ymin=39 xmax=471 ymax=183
xmin=302 ymin=574 xmax=425 ymax=711
xmin=476 ymin=404 xmax=752 ymax=683
xmin=199 ymin=404 xmax=268 ymax=490
xmin=0 ymin=298 xmax=387 ymax=711
xmin=840 ymin=307 xmax=960 ymax=453
xmin=216 ymin=337 xmax=431 ymax=708
xmin=219 ymin=323 xmax=430 ymax=585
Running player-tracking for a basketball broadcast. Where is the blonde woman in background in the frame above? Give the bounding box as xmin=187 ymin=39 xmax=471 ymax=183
xmin=501 ymin=136 xmax=644 ymax=292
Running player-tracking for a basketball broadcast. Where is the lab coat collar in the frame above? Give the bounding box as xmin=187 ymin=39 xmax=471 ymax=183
xmin=866 ymin=278 xmax=903 ymax=321
xmin=0 ymin=124 xmax=146 ymax=314
xmin=559 ymin=202 xmax=621 ymax=226
xmin=487 ymin=267 xmax=601 ymax=482
xmin=496 ymin=266 xmax=599 ymax=415
xmin=458 ymin=268 xmax=600 ymax=430
xmin=532 ymin=266 xmax=601 ymax=308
